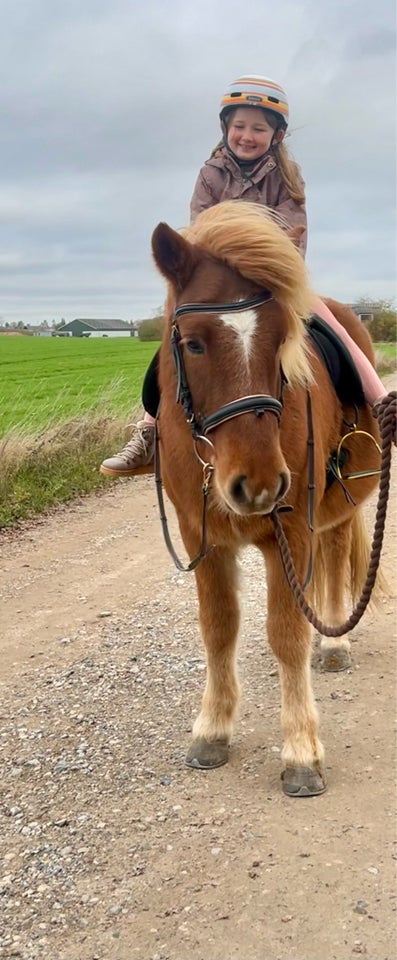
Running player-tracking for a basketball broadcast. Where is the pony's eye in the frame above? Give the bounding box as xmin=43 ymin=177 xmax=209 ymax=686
xmin=185 ymin=338 xmax=205 ymax=355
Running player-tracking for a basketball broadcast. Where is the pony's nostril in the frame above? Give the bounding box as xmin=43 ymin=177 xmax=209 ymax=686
xmin=229 ymin=471 xmax=289 ymax=507
xmin=230 ymin=475 xmax=248 ymax=504
xmin=277 ymin=470 xmax=290 ymax=501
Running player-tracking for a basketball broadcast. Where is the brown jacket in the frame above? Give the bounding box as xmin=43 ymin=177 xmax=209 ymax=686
xmin=190 ymin=146 xmax=307 ymax=255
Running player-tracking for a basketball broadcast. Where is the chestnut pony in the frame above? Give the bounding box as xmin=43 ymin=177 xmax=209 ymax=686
xmin=151 ymin=201 xmax=380 ymax=797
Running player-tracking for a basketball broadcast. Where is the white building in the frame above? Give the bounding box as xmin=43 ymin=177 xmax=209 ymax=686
xmin=57 ymin=318 xmax=138 ymax=338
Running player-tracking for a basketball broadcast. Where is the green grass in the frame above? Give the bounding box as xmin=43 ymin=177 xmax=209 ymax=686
xmin=0 ymin=333 xmax=395 ymax=530
xmin=0 ymin=335 xmax=160 ymax=528
xmin=0 ymin=336 xmax=159 ymax=434
xmin=373 ymin=341 xmax=397 ymax=375
xmin=375 ymin=342 xmax=396 ymax=357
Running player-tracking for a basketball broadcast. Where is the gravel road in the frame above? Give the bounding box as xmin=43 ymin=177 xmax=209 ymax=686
xmin=1 ymin=423 xmax=396 ymax=960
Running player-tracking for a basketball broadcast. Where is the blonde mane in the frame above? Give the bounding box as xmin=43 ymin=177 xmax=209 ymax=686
xmin=183 ymin=201 xmax=314 ymax=385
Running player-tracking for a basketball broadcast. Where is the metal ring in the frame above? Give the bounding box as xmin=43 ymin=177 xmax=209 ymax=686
xmin=193 ymin=434 xmax=215 ymax=467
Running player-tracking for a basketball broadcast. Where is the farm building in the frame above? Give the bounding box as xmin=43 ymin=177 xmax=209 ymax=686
xmin=32 ymin=326 xmax=53 ymax=337
xmin=349 ymin=302 xmax=377 ymax=323
xmin=58 ymin=318 xmax=137 ymax=338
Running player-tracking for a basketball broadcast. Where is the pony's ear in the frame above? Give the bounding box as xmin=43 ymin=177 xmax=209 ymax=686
xmin=152 ymin=223 xmax=198 ymax=291
xmin=287 ymin=225 xmax=305 ymax=248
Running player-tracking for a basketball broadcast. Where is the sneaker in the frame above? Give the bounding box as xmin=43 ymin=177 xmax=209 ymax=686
xmin=100 ymin=421 xmax=155 ymax=477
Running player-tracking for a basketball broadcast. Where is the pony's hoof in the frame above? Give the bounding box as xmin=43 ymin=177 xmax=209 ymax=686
xmin=321 ymin=648 xmax=351 ymax=672
xmin=185 ymin=737 xmax=229 ymax=769
xmin=281 ymin=765 xmax=327 ymax=797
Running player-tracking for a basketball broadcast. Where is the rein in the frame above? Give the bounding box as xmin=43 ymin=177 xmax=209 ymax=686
xmin=154 ymin=425 xmax=213 ymax=572
xmin=270 ymin=392 xmax=397 ymax=637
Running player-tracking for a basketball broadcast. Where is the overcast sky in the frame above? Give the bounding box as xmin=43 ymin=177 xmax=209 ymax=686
xmin=1 ymin=0 xmax=396 ymax=327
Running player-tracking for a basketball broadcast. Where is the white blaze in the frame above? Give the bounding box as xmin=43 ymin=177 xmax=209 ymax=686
xmin=219 ymin=308 xmax=257 ymax=363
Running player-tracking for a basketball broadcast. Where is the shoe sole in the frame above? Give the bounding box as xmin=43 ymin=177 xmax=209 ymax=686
xmin=99 ymin=464 xmax=154 ymax=478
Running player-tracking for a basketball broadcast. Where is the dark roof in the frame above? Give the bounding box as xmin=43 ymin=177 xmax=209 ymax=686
xmin=61 ymin=318 xmax=130 ymax=331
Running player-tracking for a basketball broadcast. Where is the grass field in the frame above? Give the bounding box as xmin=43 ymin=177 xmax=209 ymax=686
xmin=1 ymin=335 xmax=395 ymax=436
xmin=374 ymin=342 xmax=396 ymax=364
xmin=0 ymin=336 xmax=160 ymax=435
xmin=0 ymin=333 xmax=395 ymax=529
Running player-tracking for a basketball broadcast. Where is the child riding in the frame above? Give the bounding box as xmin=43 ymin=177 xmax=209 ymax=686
xmin=100 ymin=75 xmax=392 ymax=478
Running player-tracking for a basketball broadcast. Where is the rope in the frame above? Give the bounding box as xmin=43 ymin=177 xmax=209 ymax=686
xmin=271 ymin=391 xmax=396 ymax=637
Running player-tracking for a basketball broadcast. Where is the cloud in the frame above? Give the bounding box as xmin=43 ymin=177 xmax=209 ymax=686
xmin=0 ymin=0 xmax=395 ymax=326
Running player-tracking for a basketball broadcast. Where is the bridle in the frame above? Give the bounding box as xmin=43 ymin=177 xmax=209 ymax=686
xmin=171 ymin=292 xmax=283 ymax=440
xmin=155 ymin=290 xmax=287 ymax=572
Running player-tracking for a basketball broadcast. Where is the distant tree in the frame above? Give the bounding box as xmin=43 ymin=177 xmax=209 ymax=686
xmin=358 ymin=299 xmax=397 ymax=342
xmin=138 ymin=315 xmax=164 ymax=341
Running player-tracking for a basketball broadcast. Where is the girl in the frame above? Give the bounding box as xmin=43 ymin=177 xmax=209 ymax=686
xmin=100 ymin=75 xmax=390 ymax=477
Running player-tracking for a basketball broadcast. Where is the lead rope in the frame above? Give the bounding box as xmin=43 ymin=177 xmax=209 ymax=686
xmin=154 ymin=423 xmax=214 ymax=572
xmin=270 ymin=391 xmax=396 ymax=637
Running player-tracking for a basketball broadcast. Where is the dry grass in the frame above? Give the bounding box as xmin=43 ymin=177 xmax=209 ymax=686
xmin=0 ymin=405 xmax=142 ymax=528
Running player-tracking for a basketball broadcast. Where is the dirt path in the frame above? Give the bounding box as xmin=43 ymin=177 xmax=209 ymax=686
xmin=1 ymin=445 xmax=396 ymax=960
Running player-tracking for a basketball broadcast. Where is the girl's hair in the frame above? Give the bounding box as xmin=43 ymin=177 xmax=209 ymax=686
xmin=216 ymin=106 xmax=305 ymax=205
xmin=274 ymin=141 xmax=305 ymax=204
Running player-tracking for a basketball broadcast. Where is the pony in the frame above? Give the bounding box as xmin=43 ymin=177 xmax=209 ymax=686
xmin=151 ymin=200 xmax=381 ymax=797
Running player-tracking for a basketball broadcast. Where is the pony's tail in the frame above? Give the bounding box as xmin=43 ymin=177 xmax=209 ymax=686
xmin=349 ymin=509 xmax=389 ymax=606
xmin=310 ymin=508 xmax=388 ymax=621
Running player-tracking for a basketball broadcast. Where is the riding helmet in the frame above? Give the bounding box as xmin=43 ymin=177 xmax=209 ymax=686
xmin=220 ymin=75 xmax=289 ymax=129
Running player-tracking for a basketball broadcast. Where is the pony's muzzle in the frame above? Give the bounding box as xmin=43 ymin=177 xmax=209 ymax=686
xmin=226 ymin=468 xmax=290 ymax=515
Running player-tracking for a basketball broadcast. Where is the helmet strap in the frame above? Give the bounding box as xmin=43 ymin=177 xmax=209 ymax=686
xmin=272 ymin=128 xmax=285 ymax=145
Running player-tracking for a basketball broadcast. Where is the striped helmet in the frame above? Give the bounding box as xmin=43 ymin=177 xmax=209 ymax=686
xmin=220 ymin=75 xmax=289 ymax=129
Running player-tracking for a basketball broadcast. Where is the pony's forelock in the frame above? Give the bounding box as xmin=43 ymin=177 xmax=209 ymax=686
xmin=182 ymin=201 xmax=314 ymax=385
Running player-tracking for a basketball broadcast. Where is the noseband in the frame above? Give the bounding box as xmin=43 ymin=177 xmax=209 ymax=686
xmin=171 ymin=292 xmax=283 ymax=441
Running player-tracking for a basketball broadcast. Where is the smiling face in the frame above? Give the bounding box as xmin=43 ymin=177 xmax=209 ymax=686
xmin=225 ymin=106 xmax=282 ymax=161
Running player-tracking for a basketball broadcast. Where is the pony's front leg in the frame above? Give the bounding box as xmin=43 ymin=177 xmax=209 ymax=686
xmin=184 ymin=546 xmax=240 ymax=770
xmin=265 ymin=546 xmax=326 ymax=797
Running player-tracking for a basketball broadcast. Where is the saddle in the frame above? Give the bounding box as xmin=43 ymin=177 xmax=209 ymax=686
xmin=307 ymin=314 xmax=368 ymax=492
xmin=306 ymin=314 xmax=365 ymax=407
